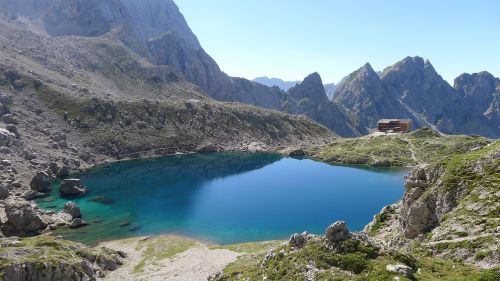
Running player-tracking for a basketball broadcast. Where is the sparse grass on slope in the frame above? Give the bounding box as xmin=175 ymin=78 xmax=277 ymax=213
xmin=216 ymin=236 xmax=499 ymax=281
xmin=0 ymin=236 xmax=122 ymax=281
xmin=308 ymin=128 xmax=493 ymax=167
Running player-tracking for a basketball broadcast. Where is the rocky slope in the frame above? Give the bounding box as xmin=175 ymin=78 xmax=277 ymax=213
xmin=0 ymin=0 xmax=363 ymax=137
xmin=366 ymin=140 xmax=499 ymax=269
xmin=212 ymin=220 xmax=498 ymax=280
xmin=309 ymin=129 xmax=499 ymax=269
xmin=334 ymin=57 xmax=500 ymax=138
xmin=454 ymin=72 xmax=500 ymax=130
xmin=0 ymin=236 xmax=125 ymax=281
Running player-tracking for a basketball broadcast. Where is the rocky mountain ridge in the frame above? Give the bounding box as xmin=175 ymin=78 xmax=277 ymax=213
xmin=334 ymin=57 xmax=500 ymax=137
xmin=0 ymin=0 xmax=363 ymax=137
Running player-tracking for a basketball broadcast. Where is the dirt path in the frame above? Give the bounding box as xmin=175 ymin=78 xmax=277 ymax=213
xmin=402 ymin=138 xmax=425 ymax=166
xmin=99 ymin=236 xmax=241 ymax=281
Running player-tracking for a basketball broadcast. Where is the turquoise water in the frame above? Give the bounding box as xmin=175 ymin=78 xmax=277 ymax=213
xmin=37 ymin=152 xmax=407 ymax=245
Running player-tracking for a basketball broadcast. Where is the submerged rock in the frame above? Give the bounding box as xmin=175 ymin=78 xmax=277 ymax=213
xmin=89 ymin=196 xmax=115 ymax=205
xmin=69 ymin=218 xmax=88 ymax=229
xmin=325 ymin=221 xmax=350 ymax=243
xmin=59 ymin=179 xmax=88 ymax=197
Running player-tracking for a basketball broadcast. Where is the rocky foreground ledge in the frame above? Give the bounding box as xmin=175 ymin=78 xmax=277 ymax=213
xmin=0 ymin=235 xmax=124 ymax=281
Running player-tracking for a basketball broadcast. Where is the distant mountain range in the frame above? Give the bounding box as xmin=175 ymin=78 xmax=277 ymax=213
xmin=253 ymin=77 xmax=337 ymax=100
xmin=253 ymin=77 xmax=300 ymax=91
xmin=4 ymin=0 xmax=496 ymax=138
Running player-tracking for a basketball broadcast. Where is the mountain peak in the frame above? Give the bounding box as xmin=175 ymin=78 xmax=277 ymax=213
xmin=302 ymin=72 xmax=323 ymax=85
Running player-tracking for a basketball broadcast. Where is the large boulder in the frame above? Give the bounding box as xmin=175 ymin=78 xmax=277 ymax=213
xmin=69 ymin=218 xmax=88 ymax=229
xmin=29 ymin=171 xmax=52 ymax=192
xmin=62 ymin=202 xmax=81 ymax=219
xmin=325 ymin=221 xmax=350 ymax=243
xmin=1 ymin=199 xmax=48 ymax=236
xmin=60 ymin=179 xmax=88 ymax=197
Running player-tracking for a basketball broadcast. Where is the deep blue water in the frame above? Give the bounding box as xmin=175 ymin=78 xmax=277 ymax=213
xmin=37 ymin=152 xmax=407 ymax=245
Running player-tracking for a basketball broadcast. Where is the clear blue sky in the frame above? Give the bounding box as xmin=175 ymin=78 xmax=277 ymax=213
xmin=175 ymin=0 xmax=500 ymax=84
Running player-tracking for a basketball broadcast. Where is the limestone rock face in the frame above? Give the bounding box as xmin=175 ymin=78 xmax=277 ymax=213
xmin=284 ymin=73 xmax=358 ymax=137
xmin=29 ymin=171 xmax=52 ymax=192
xmin=325 ymin=221 xmax=350 ymax=243
xmin=1 ymin=199 xmax=48 ymax=236
xmin=0 ymin=0 xmax=289 ymax=113
xmin=333 ymin=63 xmax=417 ymax=132
xmin=59 ymin=179 xmax=88 ymax=197
xmin=400 ymin=165 xmax=469 ymax=239
xmin=454 ymin=71 xmax=500 ymax=128
xmin=1 ymin=261 xmax=94 ymax=281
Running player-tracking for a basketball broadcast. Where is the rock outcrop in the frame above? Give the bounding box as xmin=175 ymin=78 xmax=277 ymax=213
xmin=400 ymin=164 xmax=467 ymax=239
xmin=29 ymin=171 xmax=52 ymax=192
xmin=0 ymin=236 xmax=124 ymax=281
xmin=62 ymin=201 xmax=81 ymax=219
xmin=289 ymin=231 xmax=312 ymax=249
xmin=1 ymin=199 xmax=48 ymax=236
xmin=325 ymin=221 xmax=350 ymax=243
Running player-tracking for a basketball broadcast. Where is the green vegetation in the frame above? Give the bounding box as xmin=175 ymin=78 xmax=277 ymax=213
xmin=308 ymin=128 xmax=494 ymax=167
xmin=216 ymin=236 xmax=496 ymax=281
xmin=0 ymin=236 xmax=122 ymax=281
xmin=132 ymin=236 xmax=198 ymax=273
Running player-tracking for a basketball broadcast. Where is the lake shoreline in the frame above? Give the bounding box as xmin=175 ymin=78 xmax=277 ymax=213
xmin=39 ymin=152 xmax=407 ymax=246
xmin=97 ymin=234 xmax=284 ymax=281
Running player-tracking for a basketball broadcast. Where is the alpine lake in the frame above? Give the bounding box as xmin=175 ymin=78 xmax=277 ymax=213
xmin=37 ymin=152 xmax=407 ymax=245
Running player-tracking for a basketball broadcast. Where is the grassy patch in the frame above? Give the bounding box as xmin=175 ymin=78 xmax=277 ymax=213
xmin=132 ymin=236 xmax=198 ymax=273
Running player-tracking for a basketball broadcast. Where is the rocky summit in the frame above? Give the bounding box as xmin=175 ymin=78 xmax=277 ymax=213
xmin=334 ymin=57 xmax=500 ymax=137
